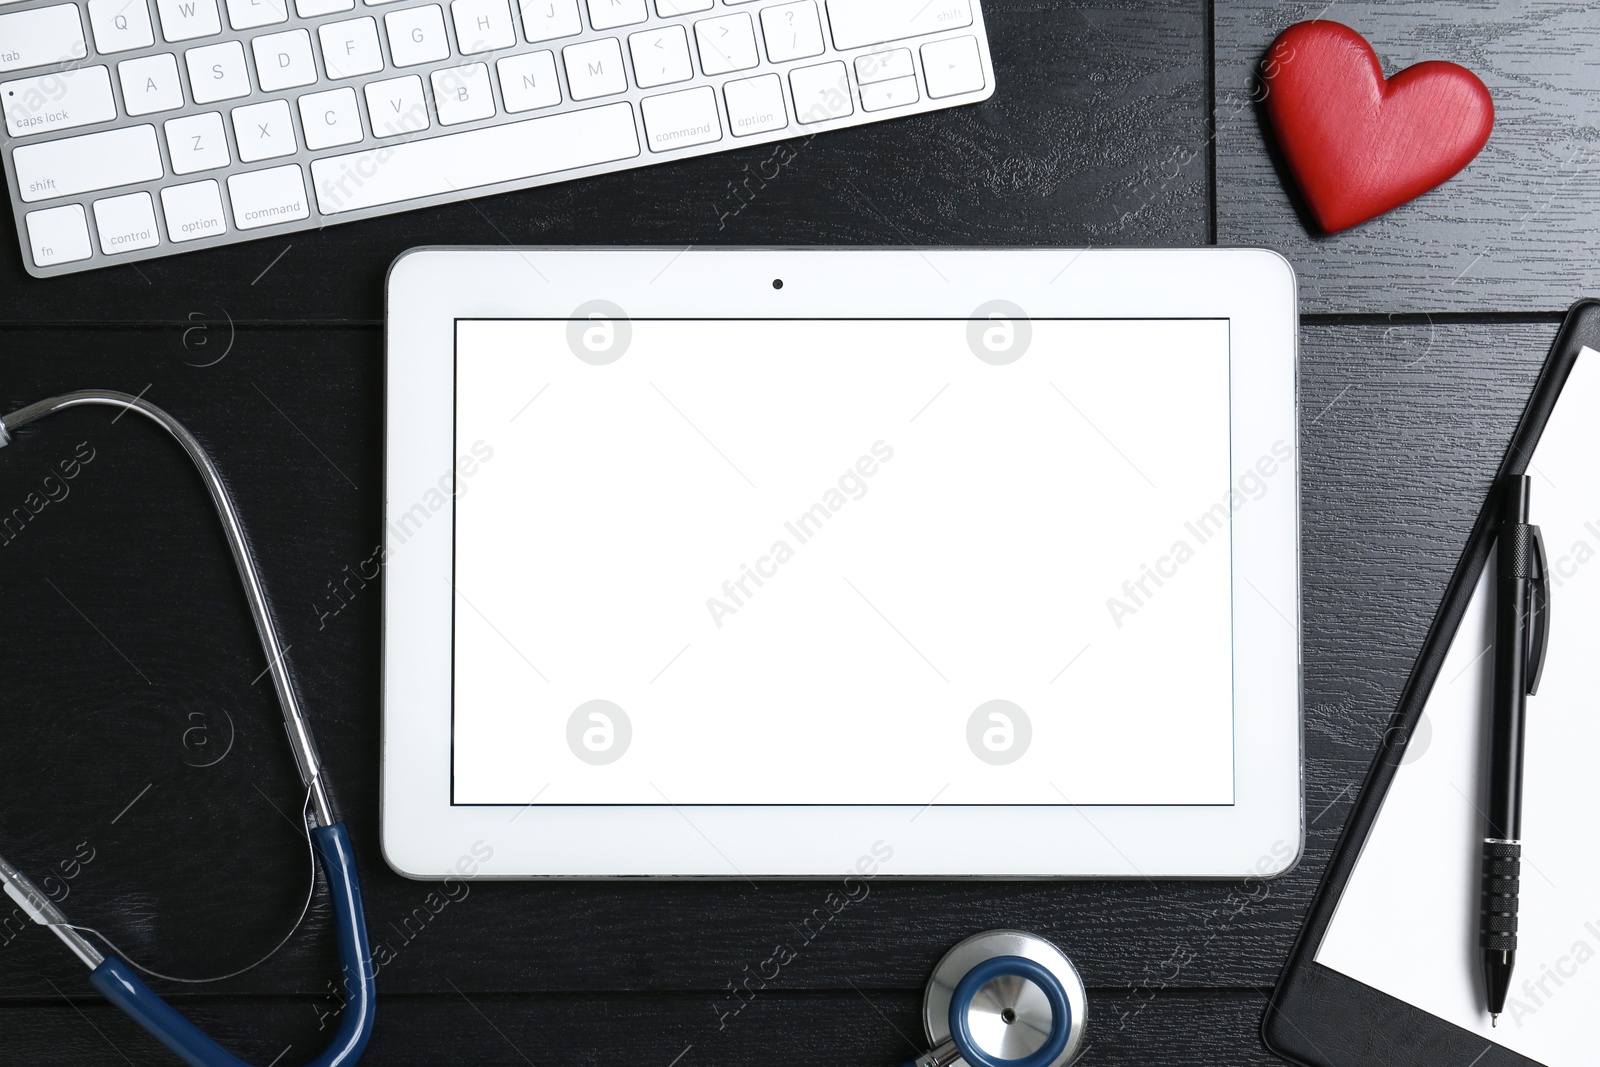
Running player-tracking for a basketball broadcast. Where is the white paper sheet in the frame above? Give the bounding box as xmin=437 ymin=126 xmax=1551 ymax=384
xmin=1316 ymin=347 xmax=1600 ymax=1064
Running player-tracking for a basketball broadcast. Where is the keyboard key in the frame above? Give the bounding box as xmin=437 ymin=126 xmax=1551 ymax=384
xmin=497 ymin=50 xmax=559 ymax=112
xmin=225 ymin=0 xmax=288 ymax=29
xmin=313 ymin=100 xmax=638 ymax=213
xmin=118 ymin=52 xmax=184 ymax=114
xmin=365 ymin=74 xmax=429 ymax=136
xmin=520 ymin=0 xmax=580 ymax=42
xmin=585 ymin=0 xmax=644 ymax=31
xmin=1 ymin=66 xmax=117 ymax=137
xmin=854 ymin=47 xmax=911 ymax=85
xmin=228 ymin=163 xmax=309 ymax=228
xmin=627 ymin=24 xmax=691 ymax=89
xmin=451 ymin=0 xmax=514 ymax=52
xmin=253 ymin=29 xmax=316 ymax=91
xmin=921 ymin=35 xmax=984 ymax=98
xmin=164 ymin=110 xmax=231 ymax=172
xmin=92 ymin=190 xmax=159 ymax=253
xmin=299 ymin=87 xmax=363 ymax=148
xmin=155 ymin=0 xmax=221 ymax=42
xmin=231 ymin=98 xmax=297 ymax=160
xmin=25 ymin=204 xmax=92 ymax=266
xmin=562 ymin=37 xmax=626 ymax=100
xmin=825 ymin=0 xmax=971 ymax=50
xmin=0 ymin=5 xmax=87 ymax=73
xmin=694 ymin=12 xmax=756 ymax=75
xmin=860 ymin=73 xmax=916 ymax=111
xmin=641 ymin=84 xmax=718 ymax=152
xmin=186 ymin=40 xmax=250 ymax=103
xmin=162 ymin=178 xmax=227 ymax=241
xmin=759 ymin=1 xmax=821 ymax=63
xmin=385 ymin=5 xmax=449 ymax=66
xmin=3 ymin=0 xmax=992 ymax=275
xmin=88 ymin=0 xmax=156 ymax=53
xmin=789 ymin=59 xmax=850 ymax=123
xmin=14 ymin=124 xmax=162 ymax=202
xmin=320 ymin=17 xmax=383 ymax=78
xmin=432 ymin=62 xmax=495 ymax=124
xmin=723 ymin=71 xmax=784 ymax=136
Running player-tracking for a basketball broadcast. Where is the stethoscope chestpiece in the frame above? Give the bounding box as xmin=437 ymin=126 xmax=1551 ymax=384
xmin=914 ymin=930 xmax=1088 ymax=1067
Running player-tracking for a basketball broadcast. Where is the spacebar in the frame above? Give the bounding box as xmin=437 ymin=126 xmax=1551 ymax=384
xmin=311 ymin=102 xmax=640 ymax=215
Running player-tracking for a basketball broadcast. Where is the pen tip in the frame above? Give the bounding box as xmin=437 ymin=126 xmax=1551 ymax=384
xmin=1492 ymin=1014 xmax=1499 ymax=1028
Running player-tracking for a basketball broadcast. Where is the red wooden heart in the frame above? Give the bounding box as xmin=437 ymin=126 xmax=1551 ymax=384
xmin=1262 ymin=20 xmax=1494 ymax=233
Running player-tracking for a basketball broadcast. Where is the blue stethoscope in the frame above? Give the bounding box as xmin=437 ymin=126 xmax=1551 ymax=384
xmin=907 ymin=930 xmax=1089 ymax=1067
xmin=0 ymin=392 xmax=1087 ymax=1067
xmin=0 ymin=391 xmax=377 ymax=1067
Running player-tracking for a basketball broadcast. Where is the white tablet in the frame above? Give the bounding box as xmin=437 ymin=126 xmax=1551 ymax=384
xmin=382 ymin=247 xmax=1301 ymax=878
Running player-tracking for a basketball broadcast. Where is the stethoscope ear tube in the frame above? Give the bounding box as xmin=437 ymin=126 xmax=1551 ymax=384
xmin=3 ymin=391 xmax=375 ymax=1066
xmin=87 ymin=824 xmax=375 ymax=1067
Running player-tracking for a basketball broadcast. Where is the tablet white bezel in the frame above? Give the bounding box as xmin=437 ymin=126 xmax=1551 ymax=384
xmin=382 ymin=247 xmax=1301 ymax=879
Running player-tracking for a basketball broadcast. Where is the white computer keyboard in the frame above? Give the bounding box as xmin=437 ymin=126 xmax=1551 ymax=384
xmin=0 ymin=0 xmax=994 ymax=277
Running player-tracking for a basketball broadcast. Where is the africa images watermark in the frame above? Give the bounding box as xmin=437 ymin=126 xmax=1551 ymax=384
xmin=0 ymin=840 xmax=97 ymax=955
xmin=711 ymin=53 xmax=884 ymax=230
xmin=314 ymin=840 xmax=495 ymax=1032
xmin=1498 ymin=917 xmax=1600 ymax=1029
xmin=704 ymin=440 xmax=896 ymax=629
xmin=0 ymin=440 xmax=97 ymax=549
xmin=712 ymin=839 xmax=894 ymax=1031
xmin=312 ymin=439 xmax=495 ymax=628
xmin=1111 ymin=838 xmax=1295 ymax=1032
xmin=1105 ymin=439 xmax=1293 ymax=628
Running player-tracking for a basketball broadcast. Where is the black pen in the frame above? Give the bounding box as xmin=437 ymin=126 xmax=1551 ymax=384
xmin=1481 ymin=474 xmax=1550 ymax=1026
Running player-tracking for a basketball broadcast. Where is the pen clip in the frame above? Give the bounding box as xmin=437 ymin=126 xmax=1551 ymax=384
xmin=1526 ymin=525 xmax=1550 ymax=696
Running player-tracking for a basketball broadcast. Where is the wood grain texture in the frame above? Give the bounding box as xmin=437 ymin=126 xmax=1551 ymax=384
xmin=0 ymin=8 xmax=1582 ymax=1063
xmin=0 ymin=319 xmax=1556 ymax=1065
xmin=0 ymin=990 xmax=1287 ymax=1067
xmin=1217 ymin=0 xmax=1600 ymax=312
xmin=0 ymin=0 xmax=1209 ymax=327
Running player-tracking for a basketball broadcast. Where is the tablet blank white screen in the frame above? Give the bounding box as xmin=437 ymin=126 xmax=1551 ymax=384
xmin=448 ymin=318 xmax=1239 ymax=806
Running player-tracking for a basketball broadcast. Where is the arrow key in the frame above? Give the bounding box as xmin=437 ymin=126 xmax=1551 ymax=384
xmin=789 ymin=59 xmax=852 ymax=123
xmin=860 ymin=73 xmax=918 ymax=112
xmin=921 ymin=35 xmax=985 ymax=98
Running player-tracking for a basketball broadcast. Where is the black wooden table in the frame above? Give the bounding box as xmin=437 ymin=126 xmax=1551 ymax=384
xmin=0 ymin=2 xmax=1586 ymax=1063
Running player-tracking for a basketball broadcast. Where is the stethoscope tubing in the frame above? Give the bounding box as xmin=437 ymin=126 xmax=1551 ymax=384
xmin=1 ymin=390 xmax=335 ymax=827
xmin=4 ymin=392 xmax=1089 ymax=1067
xmin=87 ymin=825 xmax=376 ymax=1067
xmin=1 ymin=391 xmax=375 ymax=1067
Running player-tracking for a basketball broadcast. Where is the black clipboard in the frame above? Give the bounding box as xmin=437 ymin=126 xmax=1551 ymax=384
xmin=1264 ymin=300 xmax=1600 ymax=1067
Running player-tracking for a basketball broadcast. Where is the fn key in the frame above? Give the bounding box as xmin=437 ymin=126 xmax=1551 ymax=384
xmin=25 ymin=204 xmax=93 ymax=267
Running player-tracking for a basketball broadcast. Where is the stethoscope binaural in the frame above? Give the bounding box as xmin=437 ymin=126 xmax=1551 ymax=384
xmin=0 ymin=391 xmax=376 ymax=1067
xmin=907 ymin=930 xmax=1088 ymax=1067
xmin=0 ymin=391 xmax=1087 ymax=1067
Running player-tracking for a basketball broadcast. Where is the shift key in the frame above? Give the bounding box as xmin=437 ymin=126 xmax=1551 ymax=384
xmin=2 ymin=65 xmax=118 ymax=136
xmin=14 ymin=125 xmax=163 ymax=202
xmin=824 ymin=0 xmax=971 ymax=50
